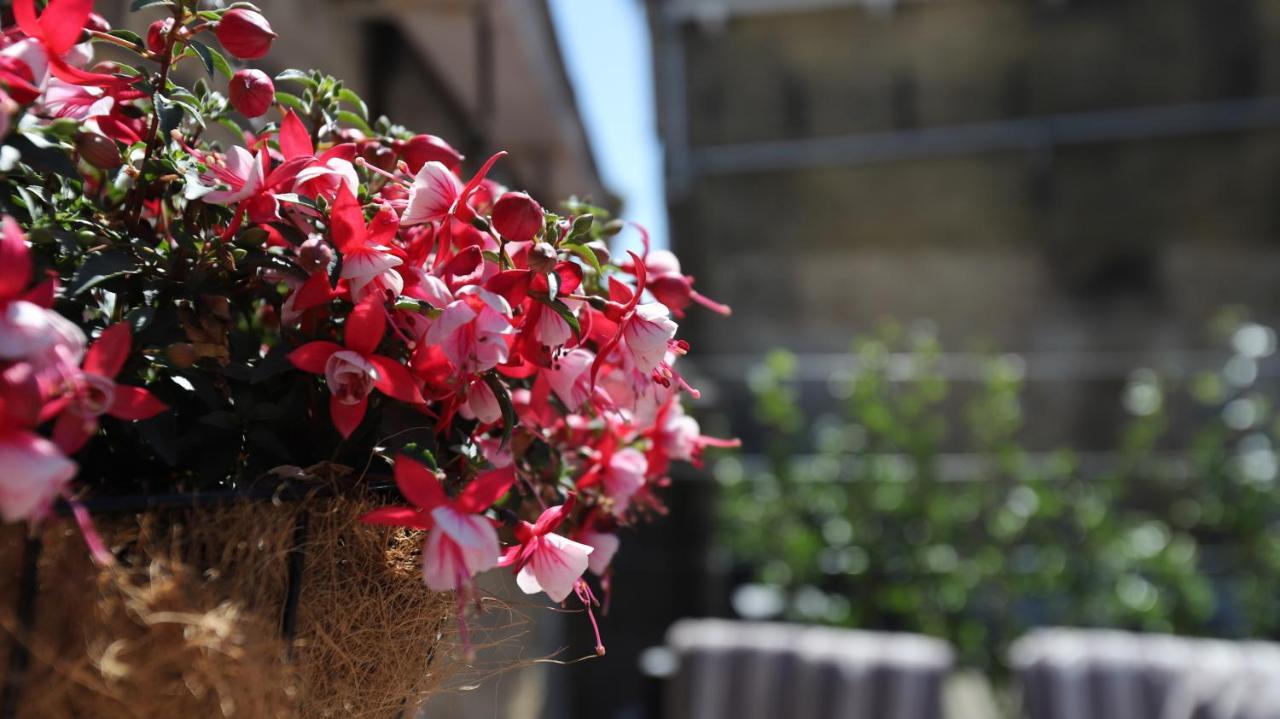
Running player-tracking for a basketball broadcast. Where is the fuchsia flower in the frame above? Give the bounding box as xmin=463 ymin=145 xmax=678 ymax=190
xmin=425 ymin=288 xmax=514 ymax=375
xmin=0 ymin=217 xmax=83 ymax=369
xmin=328 ymin=184 xmax=405 ymax=301
xmin=361 ymin=456 xmax=514 ymax=591
xmin=11 ymin=0 xmax=128 ymax=88
xmin=0 ymin=363 xmax=75 ymax=523
xmin=361 ymin=456 xmax=514 ymax=655
xmin=635 ymin=249 xmax=732 ymax=319
xmin=52 ymin=323 xmax=168 ymax=454
xmin=501 ymin=496 xmax=593 ymax=603
xmin=287 ymin=294 xmax=423 ymax=438
xmin=192 ymin=145 xmax=306 ymax=228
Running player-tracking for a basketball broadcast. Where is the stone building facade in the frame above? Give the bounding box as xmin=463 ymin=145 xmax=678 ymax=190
xmin=650 ymin=0 xmax=1280 ymax=451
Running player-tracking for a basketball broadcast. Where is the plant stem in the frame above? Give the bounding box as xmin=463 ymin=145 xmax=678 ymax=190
xmin=127 ymin=9 xmax=186 ymax=229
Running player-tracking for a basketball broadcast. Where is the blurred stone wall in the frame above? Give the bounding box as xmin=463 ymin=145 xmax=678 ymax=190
xmin=654 ymin=0 xmax=1280 ymax=450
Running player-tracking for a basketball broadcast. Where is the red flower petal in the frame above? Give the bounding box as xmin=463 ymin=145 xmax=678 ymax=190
xmin=293 ymin=272 xmax=335 ymax=314
xmin=394 ymin=455 xmax=447 ymax=511
xmin=359 ymin=506 xmax=432 ymax=530
xmin=532 ymin=495 xmax=575 ymax=536
xmin=12 ymin=0 xmax=42 ymax=45
xmin=279 ymin=109 xmax=314 ymax=160
xmin=455 ymin=466 xmax=515 ymax=514
xmin=108 ymin=386 xmax=167 ymax=421
xmin=39 ymin=0 xmax=95 ymax=55
xmin=329 ymin=394 xmax=366 ymax=439
xmin=287 ymin=340 xmax=342 ymax=374
xmin=485 ymin=269 xmax=532 ymax=307
xmin=0 ymin=216 xmax=31 ymax=302
xmin=369 ymin=355 xmax=423 ymax=404
xmin=344 ymin=295 xmax=385 ymax=357
xmin=52 ymin=410 xmax=96 ymax=454
xmin=83 ymin=323 xmax=131 ymax=379
xmin=329 ymin=183 xmax=365 ymax=253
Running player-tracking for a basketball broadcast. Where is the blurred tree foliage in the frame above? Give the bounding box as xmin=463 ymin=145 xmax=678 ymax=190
xmin=715 ymin=309 xmax=1280 ymax=674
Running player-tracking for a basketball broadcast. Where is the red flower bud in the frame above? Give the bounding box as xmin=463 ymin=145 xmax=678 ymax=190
xmin=86 ymin=14 xmax=111 ymax=33
xmin=396 ymin=134 xmax=462 ymax=173
xmin=228 ymin=68 xmax=274 ymax=118
xmin=146 ymin=18 xmax=173 ymax=55
xmin=360 ymin=142 xmax=397 ymax=173
xmin=491 ymin=191 xmax=543 ymax=243
xmin=76 ymin=132 xmax=122 ymax=170
xmin=528 ymin=242 xmax=558 ymax=275
xmin=215 ymin=8 xmax=276 ymax=60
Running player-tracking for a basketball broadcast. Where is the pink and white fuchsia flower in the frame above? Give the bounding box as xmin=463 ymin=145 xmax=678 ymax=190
xmin=361 ymin=456 xmax=514 ymax=654
xmin=287 ymin=294 xmax=423 ymax=437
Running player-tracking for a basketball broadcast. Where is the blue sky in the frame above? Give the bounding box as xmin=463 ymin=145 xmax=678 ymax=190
xmin=548 ymin=0 xmax=668 ymax=252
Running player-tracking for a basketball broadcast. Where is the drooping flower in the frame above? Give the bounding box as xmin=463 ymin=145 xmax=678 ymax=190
xmin=52 ymin=323 xmax=168 ymax=454
xmin=328 ymin=185 xmax=404 ymax=301
xmin=425 ymin=287 xmax=514 ymax=376
xmin=11 ymin=0 xmax=130 ymax=88
xmin=0 ymin=216 xmax=84 ymax=369
xmin=0 ymin=363 xmax=75 ymax=523
xmin=634 ymin=249 xmax=732 ymax=319
xmin=501 ymin=496 xmax=593 ymax=603
xmin=287 ymin=294 xmax=423 ymax=437
xmin=360 ymin=457 xmax=514 ymax=654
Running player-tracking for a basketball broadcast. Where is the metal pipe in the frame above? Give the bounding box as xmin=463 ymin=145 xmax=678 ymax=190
xmin=688 ymin=97 xmax=1280 ymax=175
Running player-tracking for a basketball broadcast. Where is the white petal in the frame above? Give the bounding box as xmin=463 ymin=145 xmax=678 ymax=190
xmin=527 ymin=533 xmax=592 ymax=603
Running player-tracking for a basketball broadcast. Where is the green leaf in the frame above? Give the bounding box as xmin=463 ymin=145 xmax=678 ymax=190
xmin=335 ymin=110 xmax=373 ymax=136
xmin=189 ymin=40 xmax=232 ymax=79
xmin=274 ymin=91 xmax=308 ymax=114
xmin=274 ymin=70 xmax=317 ymax=88
xmin=130 ymin=0 xmax=173 ymax=10
xmin=69 ymin=251 xmax=139 ymax=296
xmin=564 ymin=242 xmax=603 ymax=274
xmin=105 ymin=29 xmax=144 ymax=50
xmin=484 ymin=374 xmax=517 ymax=449
xmin=336 ymin=88 xmax=369 ymax=120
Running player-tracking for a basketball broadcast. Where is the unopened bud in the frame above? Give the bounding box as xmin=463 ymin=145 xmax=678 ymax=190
xmin=76 ymin=132 xmax=122 ymax=170
xmin=528 ymin=242 xmax=558 ymax=275
xmin=491 ymin=191 xmax=543 ymax=243
xmin=571 ymin=214 xmax=594 ymax=236
xmin=585 ymin=240 xmax=611 ymax=265
xmin=395 ymin=134 xmax=463 ymax=173
xmin=298 ymin=236 xmax=333 ymax=274
xmin=228 ymin=68 xmax=274 ymax=118
xmin=146 ymin=18 xmax=174 ymax=55
xmin=360 ymin=143 xmax=397 ymax=172
xmin=215 ymin=8 xmax=276 ymax=60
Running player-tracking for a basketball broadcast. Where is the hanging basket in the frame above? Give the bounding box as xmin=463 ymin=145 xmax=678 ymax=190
xmin=0 ymin=467 xmax=459 ymax=719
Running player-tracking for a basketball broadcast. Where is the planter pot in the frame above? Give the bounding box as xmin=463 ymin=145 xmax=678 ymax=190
xmin=0 ymin=469 xmax=456 ymax=718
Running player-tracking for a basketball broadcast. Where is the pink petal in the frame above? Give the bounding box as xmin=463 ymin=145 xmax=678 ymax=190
xmin=518 ymin=533 xmax=592 ymax=603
